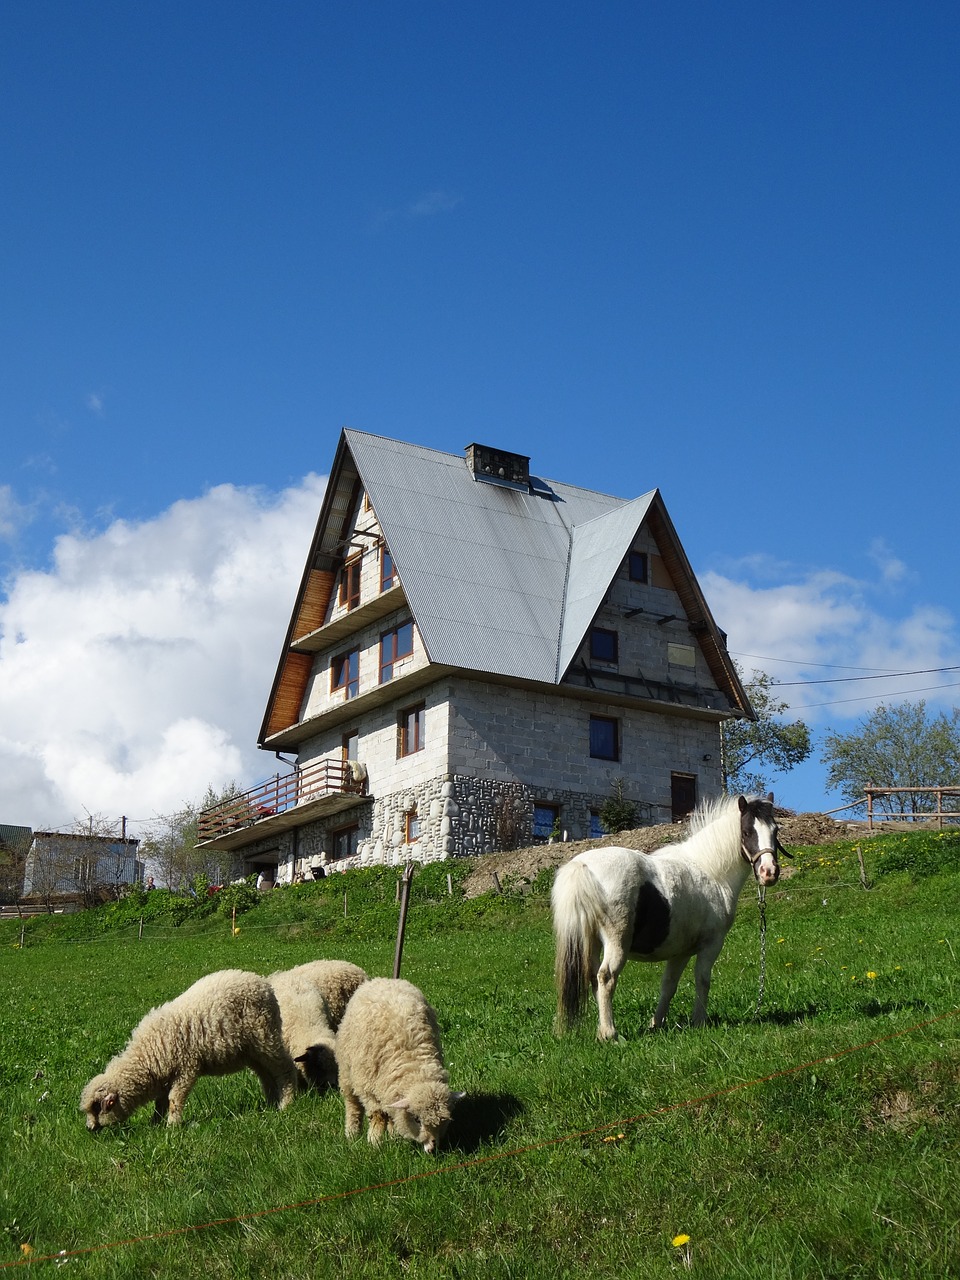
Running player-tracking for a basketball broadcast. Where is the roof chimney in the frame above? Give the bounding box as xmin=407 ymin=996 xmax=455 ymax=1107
xmin=464 ymin=443 xmax=531 ymax=491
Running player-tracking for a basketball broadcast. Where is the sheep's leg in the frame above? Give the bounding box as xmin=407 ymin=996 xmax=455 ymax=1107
xmin=342 ymin=1090 xmax=363 ymax=1140
xmin=165 ymin=1077 xmax=194 ymax=1125
xmin=650 ymin=955 xmax=691 ymax=1028
xmin=251 ymin=1053 xmax=297 ymax=1109
xmin=367 ymin=1110 xmax=389 ymax=1145
xmin=152 ymin=1094 xmax=170 ymax=1124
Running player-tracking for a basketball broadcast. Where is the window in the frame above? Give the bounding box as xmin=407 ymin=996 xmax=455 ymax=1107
xmin=405 ymin=809 xmax=420 ymax=843
xmin=332 ymin=648 xmax=360 ymax=700
xmin=533 ymin=803 xmax=560 ymax=841
xmin=629 ymin=551 xmax=648 ymax=583
xmin=399 ymin=703 xmax=426 ymax=756
xmin=668 ymin=643 xmax=696 ymax=670
xmin=339 ymin=556 xmax=361 ymax=611
xmin=330 ymin=824 xmax=360 ymax=860
xmin=590 ymin=715 xmax=620 ymax=761
xmin=380 ymin=546 xmax=395 ymax=593
xmin=589 ymin=810 xmax=605 ymax=839
xmin=589 ymin=627 xmax=618 ymax=664
xmin=380 ymin=620 xmax=414 ymax=682
xmin=341 ymin=730 xmax=358 ymax=761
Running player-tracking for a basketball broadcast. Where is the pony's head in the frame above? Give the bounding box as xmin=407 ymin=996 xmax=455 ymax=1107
xmin=737 ymin=793 xmax=782 ymax=886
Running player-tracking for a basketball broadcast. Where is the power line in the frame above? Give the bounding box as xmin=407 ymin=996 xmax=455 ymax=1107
xmin=732 ymin=651 xmax=906 ymax=673
xmin=784 ymin=679 xmax=960 ymax=711
xmin=773 ymin=665 xmax=960 ymax=688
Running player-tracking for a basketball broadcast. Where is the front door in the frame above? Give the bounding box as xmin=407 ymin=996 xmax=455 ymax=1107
xmin=671 ymin=773 xmax=697 ymax=823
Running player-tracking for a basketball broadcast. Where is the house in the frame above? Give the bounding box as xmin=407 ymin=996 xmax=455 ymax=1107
xmin=22 ymin=829 xmax=143 ymax=905
xmin=197 ymin=431 xmax=753 ymax=883
xmin=0 ymin=824 xmax=33 ymax=905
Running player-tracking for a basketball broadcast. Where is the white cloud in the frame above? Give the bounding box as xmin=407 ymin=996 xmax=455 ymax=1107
xmin=0 ymin=485 xmax=30 ymax=543
xmin=702 ymin=566 xmax=960 ymax=720
xmin=0 ymin=475 xmax=326 ymax=834
xmin=85 ymin=392 xmax=105 ymax=415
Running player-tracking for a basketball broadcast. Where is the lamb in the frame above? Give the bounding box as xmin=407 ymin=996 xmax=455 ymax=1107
xmin=267 ymin=959 xmax=368 ymax=1090
xmin=334 ymin=977 xmax=464 ymax=1154
xmin=80 ymin=969 xmax=298 ymax=1130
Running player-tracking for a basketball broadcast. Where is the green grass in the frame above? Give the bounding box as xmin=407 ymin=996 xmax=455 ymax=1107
xmin=1 ymin=835 xmax=958 ymax=1277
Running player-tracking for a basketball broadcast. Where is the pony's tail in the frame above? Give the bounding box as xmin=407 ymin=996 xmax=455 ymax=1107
xmin=551 ymin=858 xmax=608 ymax=1035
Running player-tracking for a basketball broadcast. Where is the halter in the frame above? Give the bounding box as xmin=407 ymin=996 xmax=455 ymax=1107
xmin=740 ymin=843 xmax=777 ymax=878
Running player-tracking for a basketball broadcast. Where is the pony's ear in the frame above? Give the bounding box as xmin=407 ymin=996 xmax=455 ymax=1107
xmin=737 ymin=795 xmax=748 ymax=812
xmin=766 ymin=791 xmax=775 ymax=804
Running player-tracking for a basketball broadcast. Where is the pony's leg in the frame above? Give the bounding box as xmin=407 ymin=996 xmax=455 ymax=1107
xmin=650 ymin=956 xmax=691 ymax=1029
xmin=594 ymin=940 xmax=626 ymax=1041
xmin=690 ymin=940 xmax=725 ymax=1026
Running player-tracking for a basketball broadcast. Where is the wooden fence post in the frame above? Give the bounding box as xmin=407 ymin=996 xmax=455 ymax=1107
xmin=393 ymin=862 xmax=415 ymax=979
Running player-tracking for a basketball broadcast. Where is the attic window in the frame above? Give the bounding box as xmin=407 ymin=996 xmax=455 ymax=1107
xmin=465 ymin=443 xmax=530 ymax=491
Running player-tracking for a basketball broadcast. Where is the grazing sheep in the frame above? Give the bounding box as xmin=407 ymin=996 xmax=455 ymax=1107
xmin=335 ymin=977 xmax=464 ymax=1154
xmin=80 ymin=969 xmax=298 ymax=1130
xmin=268 ymin=960 xmax=368 ymax=1090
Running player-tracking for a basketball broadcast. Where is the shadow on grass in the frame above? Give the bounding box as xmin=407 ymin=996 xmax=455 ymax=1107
xmin=446 ymin=1091 xmax=524 ymax=1154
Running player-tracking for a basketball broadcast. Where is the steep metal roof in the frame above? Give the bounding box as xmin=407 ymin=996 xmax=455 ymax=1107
xmin=259 ymin=429 xmax=753 ymax=747
xmin=344 ymin=430 xmax=630 ymax=683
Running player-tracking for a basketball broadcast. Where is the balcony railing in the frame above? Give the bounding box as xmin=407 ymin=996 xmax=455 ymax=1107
xmin=197 ymin=757 xmax=367 ymax=844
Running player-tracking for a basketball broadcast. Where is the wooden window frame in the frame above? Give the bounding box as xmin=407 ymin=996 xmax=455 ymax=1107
xmin=380 ymin=545 xmax=395 ymax=593
xmin=628 ymin=551 xmax=648 ymax=583
xmin=589 ymin=715 xmax=620 ymax=761
xmin=532 ymin=802 xmax=560 ymax=842
xmin=405 ymin=810 xmax=420 ymax=843
xmin=380 ymin=620 xmax=414 ymax=683
xmin=589 ymin=627 xmax=619 ymax=664
xmin=339 ymin=555 xmax=362 ymax=611
xmin=331 ymin=648 xmax=360 ymax=700
xmin=330 ymin=823 xmax=360 ymax=861
xmin=398 ymin=703 xmax=426 ymax=757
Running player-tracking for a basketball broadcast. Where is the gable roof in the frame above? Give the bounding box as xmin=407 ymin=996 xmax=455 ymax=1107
xmin=260 ymin=430 xmax=752 ymax=745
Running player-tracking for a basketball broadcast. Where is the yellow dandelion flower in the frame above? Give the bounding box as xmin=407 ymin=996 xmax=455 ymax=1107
xmin=20 ymin=1244 xmax=34 ymax=1257
xmin=672 ymin=1235 xmax=691 ymax=1248
xmin=866 ymin=971 xmax=877 ymax=979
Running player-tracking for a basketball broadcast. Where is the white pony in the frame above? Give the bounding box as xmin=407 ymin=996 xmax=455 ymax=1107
xmin=552 ymin=794 xmax=783 ymax=1039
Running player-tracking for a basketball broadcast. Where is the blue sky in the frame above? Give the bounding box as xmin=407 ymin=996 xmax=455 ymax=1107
xmin=2 ymin=2 xmax=958 ymax=833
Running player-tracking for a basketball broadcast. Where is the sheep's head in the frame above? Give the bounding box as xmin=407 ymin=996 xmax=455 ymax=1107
xmin=385 ymin=1083 xmax=466 ymax=1154
xmin=80 ymin=1074 xmax=130 ymax=1131
xmin=294 ymin=1042 xmax=338 ymax=1091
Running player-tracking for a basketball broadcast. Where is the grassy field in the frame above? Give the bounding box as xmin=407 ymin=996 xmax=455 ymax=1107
xmin=1 ymin=832 xmax=958 ymax=1278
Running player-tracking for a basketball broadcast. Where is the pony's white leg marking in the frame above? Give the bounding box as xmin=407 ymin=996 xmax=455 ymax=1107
xmin=595 ymin=941 xmax=625 ymax=1041
xmin=650 ymin=955 xmax=690 ymax=1028
xmin=691 ymin=941 xmax=724 ymax=1025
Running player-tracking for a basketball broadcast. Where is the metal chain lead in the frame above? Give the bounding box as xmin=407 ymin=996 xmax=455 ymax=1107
xmin=752 ymin=883 xmax=767 ymax=1020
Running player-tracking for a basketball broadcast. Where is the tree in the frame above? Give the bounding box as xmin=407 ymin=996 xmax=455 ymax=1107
xmin=721 ymin=667 xmax=812 ymax=798
xmin=140 ymin=783 xmax=242 ymax=890
xmin=821 ymin=700 xmax=960 ymax=816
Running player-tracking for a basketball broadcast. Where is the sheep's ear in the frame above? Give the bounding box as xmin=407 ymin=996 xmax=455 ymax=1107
xmin=450 ymin=1091 xmax=467 ymax=1105
xmin=384 ymin=1098 xmax=409 ymax=1111
xmin=102 ymin=1092 xmax=119 ymax=1112
xmin=293 ymin=1052 xmax=308 ymax=1064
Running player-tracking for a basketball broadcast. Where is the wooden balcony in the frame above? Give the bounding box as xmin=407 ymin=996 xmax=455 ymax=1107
xmin=197 ymin=757 xmax=369 ymax=851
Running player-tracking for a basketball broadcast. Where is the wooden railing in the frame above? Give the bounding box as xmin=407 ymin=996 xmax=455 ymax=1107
xmin=865 ymin=786 xmax=960 ymax=829
xmin=197 ymin=757 xmax=365 ymax=843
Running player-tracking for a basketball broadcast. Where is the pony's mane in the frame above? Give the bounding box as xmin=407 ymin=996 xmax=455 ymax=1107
xmin=678 ymin=793 xmax=760 ymax=879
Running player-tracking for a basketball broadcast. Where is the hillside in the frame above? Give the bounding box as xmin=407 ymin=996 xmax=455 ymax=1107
xmin=460 ymin=809 xmax=871 ymax=898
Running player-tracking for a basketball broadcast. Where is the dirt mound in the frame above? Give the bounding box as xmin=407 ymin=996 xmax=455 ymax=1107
xmin=459 ymin=810 xmax=869 ymax=899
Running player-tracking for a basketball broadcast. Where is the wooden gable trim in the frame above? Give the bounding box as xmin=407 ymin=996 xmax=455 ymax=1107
xmin=263 ymin=652 xmax=315 ymax=739
xmin=292 ymin=569 xmax=335 ymax=641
